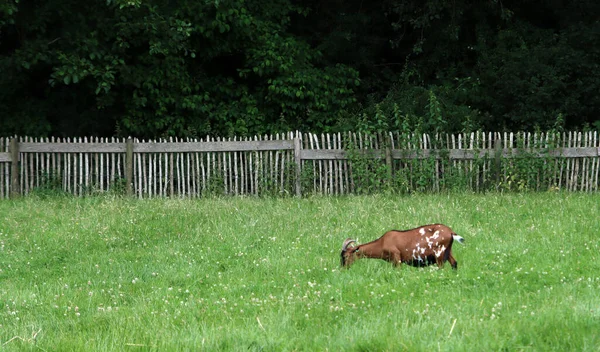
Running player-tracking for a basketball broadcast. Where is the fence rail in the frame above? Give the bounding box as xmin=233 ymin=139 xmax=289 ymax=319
xmin=0 ymin=131 xmax=599 ymax=198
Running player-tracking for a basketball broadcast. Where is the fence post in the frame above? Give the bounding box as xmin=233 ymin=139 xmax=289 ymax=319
xmin=294 ymin=137 xmax=302 ymax=197
xmin=10 ymin=138 xmax=20 ymax=198
xmin=126 ymin=137 xmax=133 ymax=196
xmin=493 ymin=133 xmax=502 ymax=187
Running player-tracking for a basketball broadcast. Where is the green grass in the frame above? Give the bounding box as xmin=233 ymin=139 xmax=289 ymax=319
xmin=1 ymin=193 xmax=599 ymax=351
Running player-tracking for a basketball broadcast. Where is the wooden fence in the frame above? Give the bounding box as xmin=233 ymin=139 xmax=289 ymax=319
xmin=0 ymin=131 xmax=598 ymax=198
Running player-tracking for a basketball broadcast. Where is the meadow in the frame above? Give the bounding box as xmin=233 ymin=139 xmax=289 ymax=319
xmin=0 ymin=193 xmax=599 ymax=351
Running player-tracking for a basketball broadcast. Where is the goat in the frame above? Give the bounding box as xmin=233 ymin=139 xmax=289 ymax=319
xmin=340 ymin=224 xmax=465 ymax=270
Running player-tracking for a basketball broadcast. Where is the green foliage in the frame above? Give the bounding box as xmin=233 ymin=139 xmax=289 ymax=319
xmin=299 ymin=162 xmax=316 ymax=195
xmin=29 ymin=172 xmax=70 ymax=199
xmin=342 ymin=79 xmax=483 ymax=135
xmin=345 ymin=135 xmax=391 ymax=195
xmin=202 ymin=171 xmax=226 ymax=197
xmin=0 ymin=0 xmax=358 ymax=138
xmin=472 ymin=19 xmax=600 ymax=131
xmin=1 ymin=0 xmax=599 ymax=137
xmin=108 ymin=177 xmax=128 ymax=196
xmin=496 ymin=132 xmax=562 ymax=193
xmin=333 ymin=0 xmax=600 ymax=134
xmin=0 ymin=0 xmax=18 ymax=27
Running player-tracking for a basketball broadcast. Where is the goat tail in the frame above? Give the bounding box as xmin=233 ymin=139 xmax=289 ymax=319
xmin=452 ymin=234 xmax=465 ymax=244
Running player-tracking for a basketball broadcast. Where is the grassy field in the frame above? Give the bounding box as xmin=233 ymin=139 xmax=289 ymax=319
xmin=0 ymin=192 xmax=599 ymax=351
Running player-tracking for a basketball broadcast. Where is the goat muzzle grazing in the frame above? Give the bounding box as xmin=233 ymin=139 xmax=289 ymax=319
xmin=340 ymin=224 xmax=465 ymax=270
xmin=340 ymin=238 xmax=357 ymax=267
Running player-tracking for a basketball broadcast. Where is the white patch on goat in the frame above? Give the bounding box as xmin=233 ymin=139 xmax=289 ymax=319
xmin=432 ymin=231 xmax=440 ymax=240
xmin=419 ymin=228 xmax=425 ymax=235
xmin=434 ymin=245 xmax=446 ymax=258
xmin=412 ymin=245 xmax=424 ymax=261
xmin=425 ymin=237 xmax=433 ymax=248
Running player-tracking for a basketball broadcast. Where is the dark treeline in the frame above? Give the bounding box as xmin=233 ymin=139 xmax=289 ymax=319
xmin=1 ymin=0 xmax=599 ymax=138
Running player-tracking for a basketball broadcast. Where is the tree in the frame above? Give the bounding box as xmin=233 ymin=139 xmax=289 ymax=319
xmin=1 ymin=0 xmax=599 ymax=137
xmin=0 ymin=0 xmax=359 ymax=137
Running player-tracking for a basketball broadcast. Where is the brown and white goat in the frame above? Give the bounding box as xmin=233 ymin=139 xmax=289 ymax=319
xmin=340 ymin=224 xmax=464 ymax=269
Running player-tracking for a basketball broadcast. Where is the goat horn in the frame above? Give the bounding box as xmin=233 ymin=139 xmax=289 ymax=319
xmin=341 ymin=238 xmax=356 ymax=251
